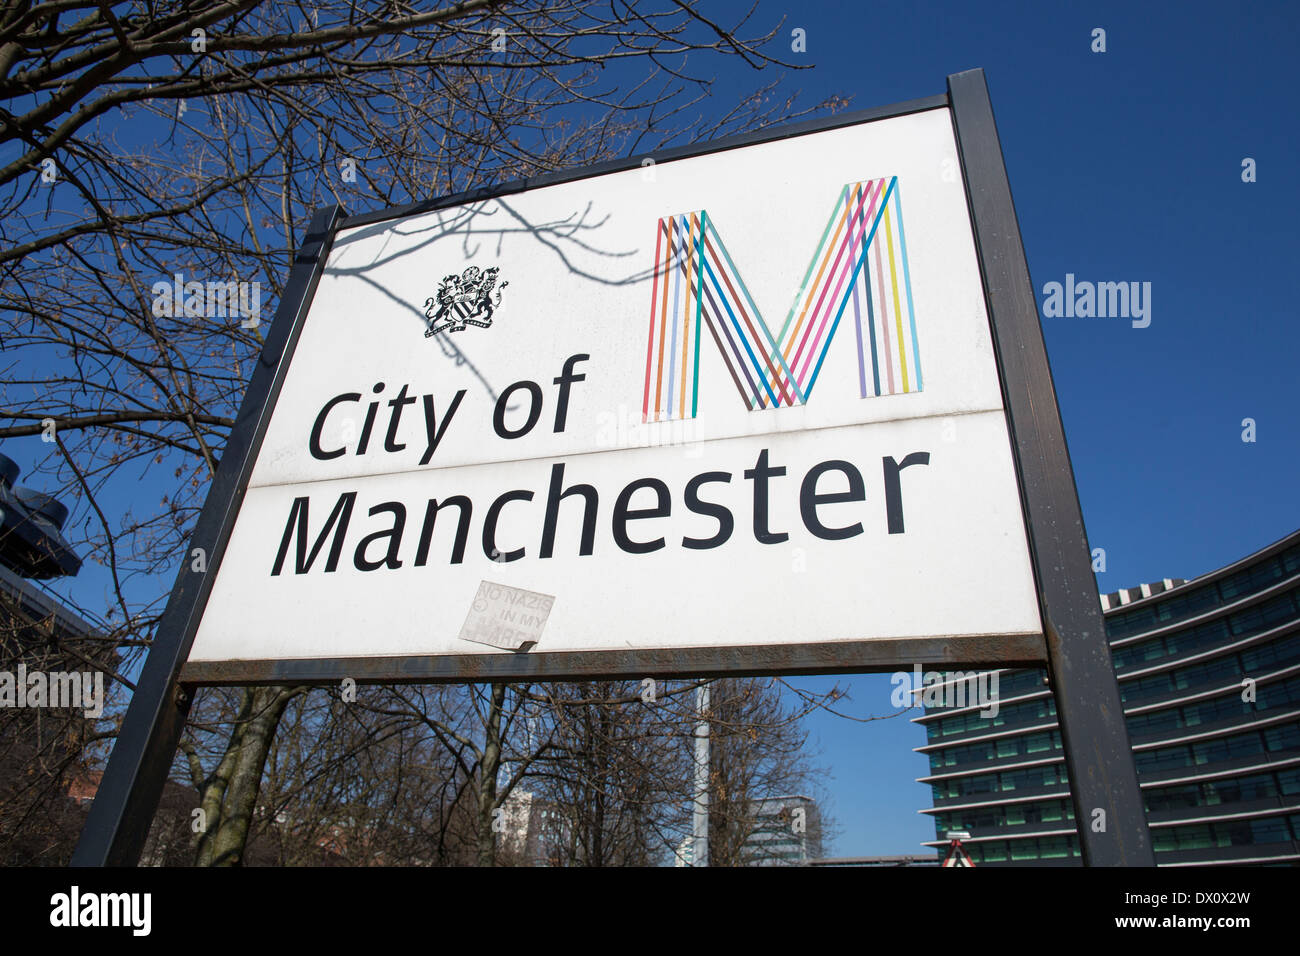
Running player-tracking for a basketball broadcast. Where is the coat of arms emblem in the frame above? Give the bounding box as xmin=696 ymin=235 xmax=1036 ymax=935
xmin=424 ymin=266 xmax=508 ymax=337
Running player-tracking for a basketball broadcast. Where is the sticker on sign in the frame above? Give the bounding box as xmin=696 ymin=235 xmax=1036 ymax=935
xmin=458 ymin=580 xmax=555 ymax=651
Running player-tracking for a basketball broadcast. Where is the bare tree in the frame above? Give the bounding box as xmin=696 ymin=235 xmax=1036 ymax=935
xmin=219 ymin=683 xmax=482 ymax=865
xmin=705 ymin=677 xmax=836 ymax=866
xmin=1 ymin=0 xmax=848 ymax=865
xmin=495 ymin=677 xmax=838 ymax=867
xmin=0 ymin=583 xmax=120 ymax=864
xmin=524 ymin=679 xmax=693 ymax=866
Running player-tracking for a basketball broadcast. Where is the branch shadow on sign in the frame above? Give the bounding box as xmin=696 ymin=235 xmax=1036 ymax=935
xmin=323 ymin=197 xmax=655 ymax=407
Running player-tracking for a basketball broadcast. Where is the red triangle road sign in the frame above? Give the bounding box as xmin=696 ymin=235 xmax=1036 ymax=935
xmin=941 ymin=839 xmax=975 ymax=867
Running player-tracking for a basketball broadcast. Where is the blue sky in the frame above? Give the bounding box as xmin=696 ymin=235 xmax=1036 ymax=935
xmin=9 ymin=0 xmax=1297 ymax=860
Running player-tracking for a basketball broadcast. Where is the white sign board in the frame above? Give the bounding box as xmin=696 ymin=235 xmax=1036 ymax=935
xmin=187 ymin=105 xmax=1042 ymax=670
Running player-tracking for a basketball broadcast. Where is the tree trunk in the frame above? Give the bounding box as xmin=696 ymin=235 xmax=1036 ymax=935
xmin=475 ymin=682 xmax=507 ymax=866
xmin=196 ymin=685 xmax=304 ymax=866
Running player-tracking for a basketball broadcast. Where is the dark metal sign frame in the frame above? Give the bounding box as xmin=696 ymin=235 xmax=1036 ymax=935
xmin=73 ymin=69 xmax=1153 ymax=867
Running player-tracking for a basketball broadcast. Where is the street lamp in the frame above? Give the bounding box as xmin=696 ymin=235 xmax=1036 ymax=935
xmin=0 ymin=450 xmax=82 ymax=579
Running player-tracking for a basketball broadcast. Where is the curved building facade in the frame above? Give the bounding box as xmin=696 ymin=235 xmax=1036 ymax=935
xmin=916 ymin=529 xmax=1300 ymax=866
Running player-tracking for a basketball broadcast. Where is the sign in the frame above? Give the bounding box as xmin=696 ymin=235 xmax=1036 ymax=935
xmin=183 ymin=100 xmax=1043 ymax=678
xmin=941 ymin=838 xmax=976 ymax=867
xmin=77 ymin=70 xmax=1156 ymax=867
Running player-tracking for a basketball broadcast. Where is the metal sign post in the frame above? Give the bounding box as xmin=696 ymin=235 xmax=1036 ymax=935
xmin=947 ymin=69 xmax=1153 ymax=866
xmin=71 ymin=206 xmax=343 ymax=867
xmin=74 ymin=70 xmax=1152 ymax=867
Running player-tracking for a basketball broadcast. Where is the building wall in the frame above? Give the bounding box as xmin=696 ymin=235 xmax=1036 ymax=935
xmin=916 ymin=530 xmax=1300 ymax=866
xmin=0 ymin=563 xmax=115 ymax=865
xmin=742 ymin=794 xmax=816 ymax=865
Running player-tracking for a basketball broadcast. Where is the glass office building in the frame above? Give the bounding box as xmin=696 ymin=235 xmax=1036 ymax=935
xmin=916 ymin=529 xmax=1300 ymax=866
xmin=742 ymin=794 xmax=817 ymax=866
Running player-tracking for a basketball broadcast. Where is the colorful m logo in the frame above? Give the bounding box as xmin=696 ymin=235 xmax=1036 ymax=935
xmin=641 ymin=176 xmax=923 ymax=422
